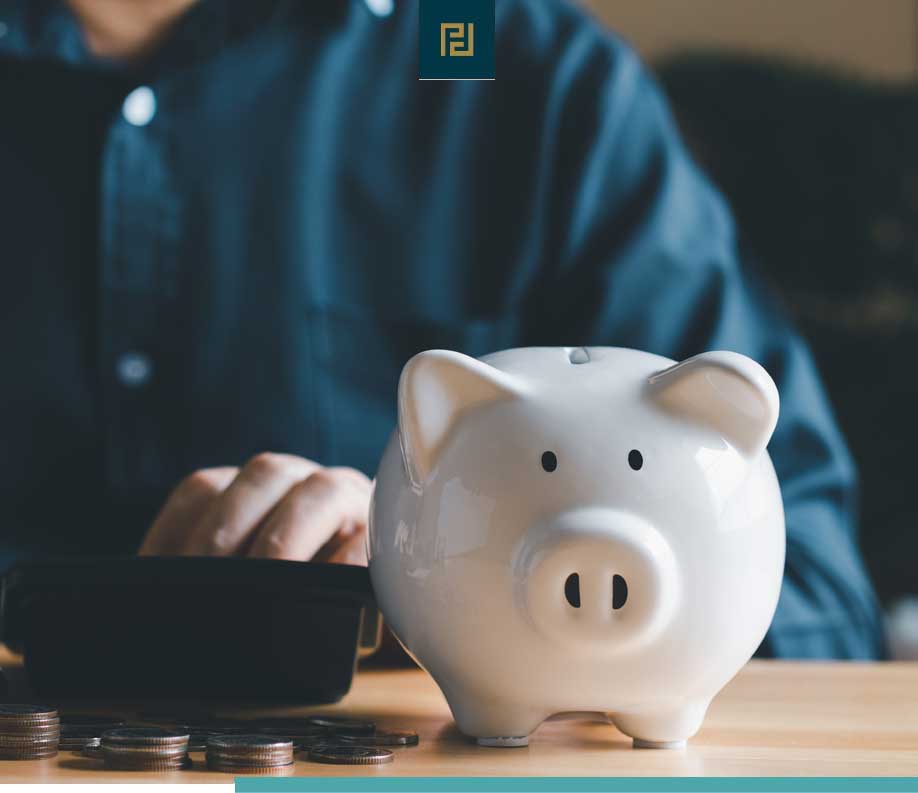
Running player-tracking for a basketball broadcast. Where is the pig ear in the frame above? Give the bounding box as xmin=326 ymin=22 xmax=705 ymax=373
xmin=647 ymin=351 xmax=780 ymax=458
xmin=398 ymin=350 xmax=523 ymax=487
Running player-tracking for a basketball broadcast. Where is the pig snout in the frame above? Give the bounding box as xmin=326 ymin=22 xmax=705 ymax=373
xmin=516 ymin=507 xmax=679 ymax=652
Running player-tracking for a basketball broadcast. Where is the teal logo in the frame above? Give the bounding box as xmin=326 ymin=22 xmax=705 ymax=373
xmin=419 ymin=0 xmax=495 ymax=80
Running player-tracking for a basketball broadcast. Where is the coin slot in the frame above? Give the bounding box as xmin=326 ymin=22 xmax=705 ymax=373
xmin=568 ymin=347 xmax=590 ymax=364
xmin=564 ymin=573 xmax=581 ymax=608
xmin=612 ymin=574 xmax=628 ymax=610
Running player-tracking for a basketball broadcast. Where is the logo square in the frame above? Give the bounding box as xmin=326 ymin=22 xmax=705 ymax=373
xmin=419 ymin=0 xmax=495 ymax=80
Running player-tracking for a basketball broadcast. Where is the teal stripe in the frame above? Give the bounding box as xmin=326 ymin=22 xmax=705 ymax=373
xmin=235 ymin=777 xmax=918 ymax=793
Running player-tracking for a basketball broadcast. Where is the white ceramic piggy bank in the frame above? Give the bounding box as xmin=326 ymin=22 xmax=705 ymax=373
xmin=369 ymin=346 xmax=784 ymax=748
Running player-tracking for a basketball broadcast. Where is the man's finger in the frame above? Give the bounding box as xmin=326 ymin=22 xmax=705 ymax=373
xmin=315 ymin=523 xmax=368 ymax=566
xmin=327 ymin=466 xmax=372 ymax=489
xmin=246 ymin=470 xmax=369 ymax=561
xmin=139 ymin=466 xmax=238 ymax=555
xmin=182 ymin=453 xmax=319 ymax=555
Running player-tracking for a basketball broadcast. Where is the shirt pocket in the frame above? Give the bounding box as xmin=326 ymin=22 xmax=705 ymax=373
xmin=306 ymin=301 xmax=522 ymax=474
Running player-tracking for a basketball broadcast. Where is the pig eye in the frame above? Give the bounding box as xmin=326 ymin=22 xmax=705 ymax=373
xmin=628 ymin=450 xmax=643 ymax=471
xmin=541 ymin=451 xmax=558 ymax=472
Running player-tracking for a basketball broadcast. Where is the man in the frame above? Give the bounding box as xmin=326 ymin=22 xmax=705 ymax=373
xmin=0 ymin=0 xmax=886 ymax=658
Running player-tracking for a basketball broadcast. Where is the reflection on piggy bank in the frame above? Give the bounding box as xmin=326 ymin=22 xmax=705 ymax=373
xmin=369 ymin=347 xmax=785 ymax=748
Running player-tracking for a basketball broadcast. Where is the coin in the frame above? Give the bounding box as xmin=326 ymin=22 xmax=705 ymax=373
xmin=103 ymin=754 xmax=191 ymax=771
xmin=82 ymin=739 xmax=103 ymax=759
xmin=206 ymin=758 xmax=294 ymax=775
xmin=207 ymin=755 xmax=293 ymax=768
xmin=102 ymin=727 xmax=189 ymax=745
xmin=103 ymin=751 xmax=190 ymax=763
xmin=336 ymin=729 xmax=419 ymax=746
xmin=0 ymin=717 xmax=59 ymax=726
xmin=61 ymin=739 xmax=97 ymax=751
xmin=308 ymin=743 xmax=394 ymax=765
xmin=0 ymin=724 xmax=59 ymax=737
xmin=306 ymin=716 xmax=376 ymax=735
xmin=0 ymin=723 xmax=59 ymax=734
xmin=0 ymin=747 xmax=58 ymax=760
xmin=99 ymin=727 xmax=191 ymax=772
xmin=0 ymin=734 xmax=60 ymax=745
xmin=103 ymin=743 xmax=188 ymax=756
xmin=0 ymin=705 xmax=60 ymax=761
xmin=207 ymin=735 xmax=293 ymax=753
xmin=206 ymin=736 xmax=294 ymax=763
xmin=205 ymin=733 xmax=295 ymax=773
xmin=0 ymin=726 xmax=59 ymax=738
xmin=0 ymin=705 xmax=58 ymax=719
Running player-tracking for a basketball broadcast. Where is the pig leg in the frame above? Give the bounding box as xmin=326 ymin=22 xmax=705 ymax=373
xmin=611 ymin=700 xmax=709 ymax=749
xmin=443 ymin=687 xmax=546 ymax=747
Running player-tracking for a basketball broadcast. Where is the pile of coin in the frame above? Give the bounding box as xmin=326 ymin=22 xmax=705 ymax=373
xmin=0 ymin=705 xmax=59 ymax=760
xmin=245 ymin=715 xmax=416 ymax=766
xmin=206 ymin=735 xmax=294 ymax=774
xmin=100 ymin=727 xmax=190 ymax=771
xmin=302 ymin=716 xmax=415 ymax=764
xmin=0 ymin=704 xmax=420 ymax=771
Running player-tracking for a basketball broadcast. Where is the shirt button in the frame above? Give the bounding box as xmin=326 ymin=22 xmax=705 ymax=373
xmin=365 ymin=0 xmax=394 ymax=16
xmin=122 ymin=86 xmax=157 ymax=126
xmin=117 ymin=352 xmax=153 ymax=388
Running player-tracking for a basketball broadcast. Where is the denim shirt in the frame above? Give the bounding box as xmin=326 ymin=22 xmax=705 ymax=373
xmin=0 ymin=0 xmax=886 ymax=658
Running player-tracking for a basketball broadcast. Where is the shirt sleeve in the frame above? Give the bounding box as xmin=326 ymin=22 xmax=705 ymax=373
xmin=528 ymin=16 xmax=888 ymax=659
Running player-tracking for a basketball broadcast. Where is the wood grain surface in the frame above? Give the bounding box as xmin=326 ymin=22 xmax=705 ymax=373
xmin=0 ymin=650 xmax=916 ymax=781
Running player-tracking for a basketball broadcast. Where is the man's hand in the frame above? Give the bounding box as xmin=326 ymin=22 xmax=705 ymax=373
xmin=139 ymin=453 xmax=371 ymax=565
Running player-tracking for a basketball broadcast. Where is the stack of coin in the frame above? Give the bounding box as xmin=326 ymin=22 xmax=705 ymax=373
xmin=0 ymin=705 xmax=60 ymax=760
xmin=206 ymin=735 xmax=294 ymax=774
xmin=100 ymin=727 xmax=190 ymax=771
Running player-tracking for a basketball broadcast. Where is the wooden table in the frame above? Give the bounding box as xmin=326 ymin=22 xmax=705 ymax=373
xmin=1 ymin=652 xmax=917 ymax=781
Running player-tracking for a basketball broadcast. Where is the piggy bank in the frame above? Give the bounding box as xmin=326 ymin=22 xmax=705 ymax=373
xmin=369 ymin=347 xmax=784 ymax=748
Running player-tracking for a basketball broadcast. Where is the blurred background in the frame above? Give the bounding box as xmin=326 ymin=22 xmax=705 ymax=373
xmin=584 ymin=0 xmax=918 ymax=656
